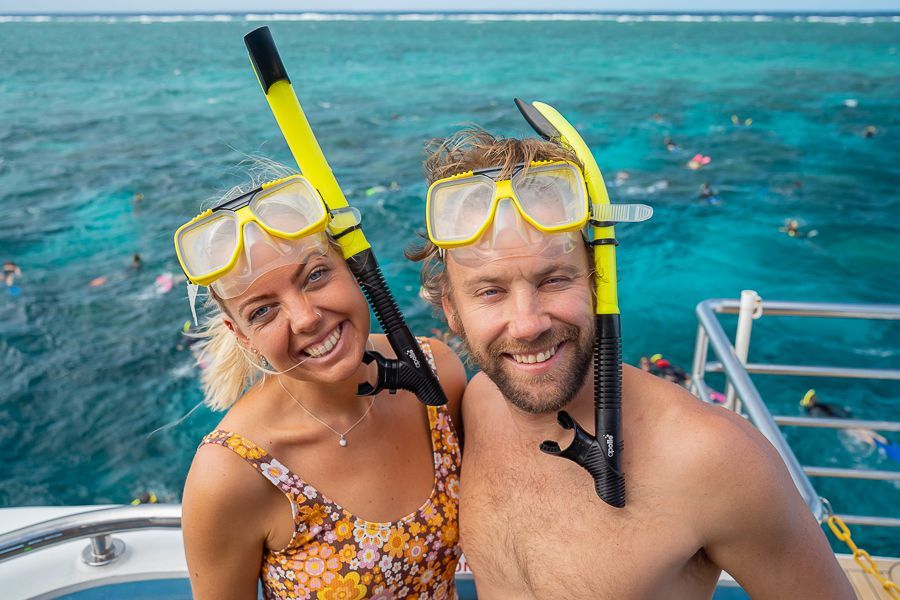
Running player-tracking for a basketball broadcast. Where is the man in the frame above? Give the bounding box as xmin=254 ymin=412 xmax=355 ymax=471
xmin=410 ymin=126 xmax=851 ymax=598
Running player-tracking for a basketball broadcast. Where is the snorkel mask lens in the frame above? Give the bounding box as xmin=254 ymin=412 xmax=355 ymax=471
xmin=446 ymin=198 xmax=581 ymax=267
xmin=211 ymin=223 xmax=329 ymax=299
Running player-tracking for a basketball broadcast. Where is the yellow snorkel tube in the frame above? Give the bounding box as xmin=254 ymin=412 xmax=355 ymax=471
xmin=244 ymin=27 xmax=447 ymax=407
xmin=516 ymin=99 xmax=651 ymax=508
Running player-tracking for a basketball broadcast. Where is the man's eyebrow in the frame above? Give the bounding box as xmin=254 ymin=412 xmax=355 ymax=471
xmin=535 ymin=263 xmax=582 ymax=279
xmin=460 ymin=273 xmax=506 ymax=288
xmin=459 ymin=263 xmax=582 ymax=288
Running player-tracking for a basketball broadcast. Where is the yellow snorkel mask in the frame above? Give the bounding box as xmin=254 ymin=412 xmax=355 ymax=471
xmin=173 ymin=174 xmax=361 ymax=326
xmin=427 ymin=160 xmax=587 ymax=266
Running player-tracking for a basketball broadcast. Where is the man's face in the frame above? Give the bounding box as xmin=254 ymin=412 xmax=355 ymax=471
xmin=442 ymin=245 xmax=594 ymax=415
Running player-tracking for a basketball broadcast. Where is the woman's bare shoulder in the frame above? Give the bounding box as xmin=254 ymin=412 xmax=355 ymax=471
xmin=183 ymin=434 xmax=272 ymax=518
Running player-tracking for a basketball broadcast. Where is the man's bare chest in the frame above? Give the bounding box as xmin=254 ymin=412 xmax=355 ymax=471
xmin=459 ymin=451 xmax=714 ymax=598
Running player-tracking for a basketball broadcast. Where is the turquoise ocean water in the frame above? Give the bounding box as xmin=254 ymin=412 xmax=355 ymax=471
xmin=1 ymin=13 xmax=898 ymax=557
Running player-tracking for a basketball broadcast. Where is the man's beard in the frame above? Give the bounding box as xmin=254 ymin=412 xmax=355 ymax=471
xmin=456 ymin=319 xmax=593 ymax=415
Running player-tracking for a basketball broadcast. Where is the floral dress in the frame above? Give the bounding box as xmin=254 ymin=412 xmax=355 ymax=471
xmin=199 ymin=345 xmax=461 ymax=599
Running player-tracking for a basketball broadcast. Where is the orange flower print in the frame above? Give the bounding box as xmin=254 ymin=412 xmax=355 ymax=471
xmin=405 ymin=536 xmax=427 ymax=563
xmin=420 ymin=502 xmax=437 ymax=521
xmin=413 ymin=565 xmax=437 ymax=593
xmin=299 ymin=503 xmax=328 ymax=529
xmin=443 ymin=497 xmax=457 ymax=521
xmin=334 ymin=519 xmax=353 ymax=541
xmin=317 ymin=572 xmax=366 ymax=600
xmin=446 ymin=476 xmax=459 ymax=499
xmin=407 ymin=521 xmax=424 ymax=537
xmin=441 ymin=522 xmax=458 ymax=546
xmin=353 ymin=520 xmax=389 ymax=546
xmin=225 ymin=434 xmax=264 ymax=460
xmin=208 ymin=388 xmax=462 ymax=600
xmin=384 ymin=529 xmax=410 ymax=559
xmin=427 ymin=511 xmax=444 ymax=528
xmin=337 ymin=544 xmax=356 ymax=563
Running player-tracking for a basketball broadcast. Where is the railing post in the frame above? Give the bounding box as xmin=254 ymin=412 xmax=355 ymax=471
xmin=726 ymin=290 xmax=761 ymax=413
xmin=691 ymin=323 xmax=710 ymax=401
xmin=81 ymin=534 xmax=125 ymax=566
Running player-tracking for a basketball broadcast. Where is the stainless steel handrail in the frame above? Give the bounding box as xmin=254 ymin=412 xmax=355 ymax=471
xmin=694 ymin=300 xmax=825 ymax=519
xmin=0 ymin=504 xmax=181 ymax=563
xmin=704 ymin=361 xmax=900 ymax=381
xmin=692 ymin=298 xmax=900 ymax=528
xmin=803 ymin=467 xmax=900 ymax=481
xmin=835 ymin=515 xmax=900 ymax=528
xmin=774 ymin=416 xmax=900 ymax=432
xmin=709 ymin=301 xmax=900 ymax=320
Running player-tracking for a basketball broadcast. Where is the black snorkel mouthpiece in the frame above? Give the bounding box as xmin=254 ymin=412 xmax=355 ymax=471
xmin=351 ymin=256 xmax=446 ymax=406
xmin=358 ymin=348 xmax=438 ymax=398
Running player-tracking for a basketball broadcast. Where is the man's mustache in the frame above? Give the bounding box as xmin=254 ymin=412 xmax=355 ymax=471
xmin=488 ymin=325 xmax=583 ymax=357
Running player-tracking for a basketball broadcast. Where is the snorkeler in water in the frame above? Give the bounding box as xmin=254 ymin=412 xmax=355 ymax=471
xmin=800 ymin=389 xmax=850 ymax=418
xmin=779 ymin=219 xmax=818 ymax=239
xmin=3 ymin=261 xmax=21 ymax=287
xmin=687 ymin=153 xmax=711 ymax=170
xmin=664 ymin=136 xmax=679 ymax=153
xmin=640 ymin=354 xmax=691 ymax=388
xmin=699 ymin=183 xmax=720 ymax=205
xmin=780 ymin=219 xmax=801 ymax=237
xmin=801 ymin=389 xmax=900 ymax=462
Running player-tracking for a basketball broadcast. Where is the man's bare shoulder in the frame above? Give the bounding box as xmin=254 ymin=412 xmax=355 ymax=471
xmin=460 ymin=371 xmax=506 ymax=435
xmin=624 ymin=367 xmax=815 ymax=537
xmin=624 ymin=366 xmax=786 ymax=497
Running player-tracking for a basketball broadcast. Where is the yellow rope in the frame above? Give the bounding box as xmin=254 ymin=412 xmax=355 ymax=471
xmin=827 ymin=514 xmax=899 ymax=599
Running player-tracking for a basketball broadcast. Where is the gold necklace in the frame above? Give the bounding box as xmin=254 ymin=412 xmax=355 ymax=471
xmin=276 ymin=378 xmax=375 ymax=447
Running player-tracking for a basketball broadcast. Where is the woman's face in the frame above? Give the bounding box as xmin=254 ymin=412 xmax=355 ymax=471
xmin=223 ymin=246 xmax=371 ymax=385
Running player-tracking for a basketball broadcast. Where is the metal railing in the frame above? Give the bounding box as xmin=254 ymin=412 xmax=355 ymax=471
xmin=691 ymin=293 xmax=900 ymax=528
xmin=0 ymin=504 xmax=181 ymax=565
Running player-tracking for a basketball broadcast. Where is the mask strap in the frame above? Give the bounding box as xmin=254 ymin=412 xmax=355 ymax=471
xmin=186 ymin=282 xmax=200 ymax=326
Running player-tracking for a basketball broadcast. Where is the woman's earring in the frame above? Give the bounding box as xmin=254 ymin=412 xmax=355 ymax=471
xmin=252 ymin=347 xmax=271 ymax=370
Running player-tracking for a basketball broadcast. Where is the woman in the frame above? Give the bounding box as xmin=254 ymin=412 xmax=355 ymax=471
xmin=177 ymin=170 xmax=465 ymax=599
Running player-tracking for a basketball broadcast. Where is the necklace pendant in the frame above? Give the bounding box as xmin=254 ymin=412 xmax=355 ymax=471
xmin=339 ymin=436 xmax=348 ymax=447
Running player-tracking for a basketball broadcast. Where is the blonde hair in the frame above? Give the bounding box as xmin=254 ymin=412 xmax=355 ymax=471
xmin=408 ymin=129 xmax=582 ymax=311
xmin=193 ymin=297 xmax=262 ymax=412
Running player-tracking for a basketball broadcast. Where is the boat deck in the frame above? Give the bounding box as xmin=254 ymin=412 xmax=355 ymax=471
xmin=839 ymin=554 xmax=900 ymax=600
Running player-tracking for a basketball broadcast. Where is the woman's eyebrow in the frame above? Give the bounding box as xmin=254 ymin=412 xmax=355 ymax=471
xmin=239 ymin=263 xmax=309 ymax=314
